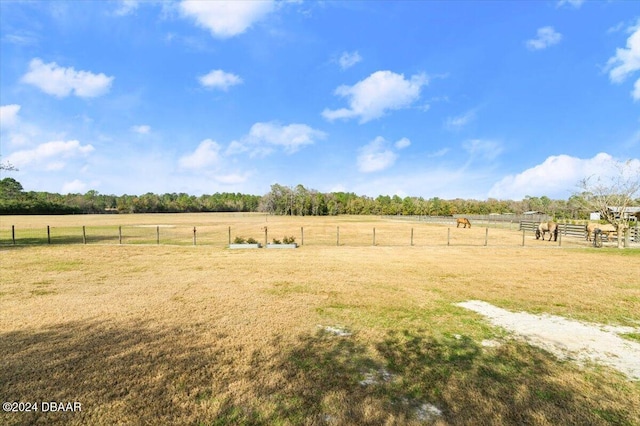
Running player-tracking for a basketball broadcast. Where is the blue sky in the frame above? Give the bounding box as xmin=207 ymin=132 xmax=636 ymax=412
xmin=1 ymin=0 xmax=639 ymax=200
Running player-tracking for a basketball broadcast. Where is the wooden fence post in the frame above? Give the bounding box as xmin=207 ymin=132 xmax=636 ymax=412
xmin=119 ymin=226 xmax=122 ymax=244
xmin=558 ymin=229 xmax=562 ymax=247
xmin=228 ymin=226 xmax=231 ymax=245
xmin=484 ymin=227 xmax=488 ymax=246
xmin=411 ymin=228 xmax=414 ymax=246
xmin=83 ymin=226 xmax=87 ymax=244
xmin=193 ymin=226 xmax=197 ymax=246
xmin=12 ymin=225 xmax=15 ymax=245
xmin=264 ymin=226 xmax=268 ymax=247
xmin=447 ymin=228 xmax=450 ymax=246
xmin=522 ymin=229 xmax=525 ymax=246
xmin=156 ymin=226 xmax=159 ymax=245
xmin=47 ymin=225 xmax=51 ymax=244
xmin=373 ymin=227 xmax=376 ymax=246
xmin=301 ymin=227 xmax=304 ymax=246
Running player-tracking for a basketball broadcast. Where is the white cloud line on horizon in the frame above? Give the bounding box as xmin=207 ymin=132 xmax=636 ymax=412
xmin=488 ymin=153 xmax=640 ymax=200
xmin=62 ymin=179 xmax=90 ymax=193
xmin=526 ymin=26 xmax=562 ymax=51
xmin=21 ymin=58 xmax=114 ymax=98
xmin=179 ymin=0 xmax=275 ymax=38
xmin=198 ymin=69 xmax=243 ymax=91
xmin=322 ymin=70 xmax=428 ymax=123
xmin=213 ymin=171 xmax=253 ymax=185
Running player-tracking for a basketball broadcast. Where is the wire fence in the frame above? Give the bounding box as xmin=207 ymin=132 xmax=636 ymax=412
xmin=2 ymin=222 xmax=633 ymax=248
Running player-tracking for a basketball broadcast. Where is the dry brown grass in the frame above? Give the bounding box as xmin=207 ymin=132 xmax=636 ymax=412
xmin=1 ymin=214 xmax=639 ymax=425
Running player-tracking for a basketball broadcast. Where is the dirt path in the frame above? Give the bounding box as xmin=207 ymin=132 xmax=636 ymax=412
xmin=457 ymin=300 xmax=640 ymax=381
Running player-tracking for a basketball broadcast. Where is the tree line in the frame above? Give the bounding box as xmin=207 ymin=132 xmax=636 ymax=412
xmin=1 ymin=178 xmax=637 ymax=219
xmin=256 ymin=184 xmax=600 ymax=219
xmin=0 ymin=178 xmax=260 ymax=214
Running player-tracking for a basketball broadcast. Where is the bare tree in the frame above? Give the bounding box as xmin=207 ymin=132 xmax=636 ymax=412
xmin=0 ymin=161 xmax=18 ymax=172
xmin=578 ymin=159 xmax=640 ymax=248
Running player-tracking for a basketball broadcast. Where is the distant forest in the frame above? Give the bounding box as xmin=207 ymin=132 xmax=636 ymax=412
xmin=0 ymin=178 xmax=619 ymax=220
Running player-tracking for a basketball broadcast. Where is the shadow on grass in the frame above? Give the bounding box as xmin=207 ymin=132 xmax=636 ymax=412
xmin=0 ymin=320 xmax=228 ymax=426
xmin=253 ymin=330 xmax=637 ymax=425
xmin=1 ymin=323 xmax=637 ymax=425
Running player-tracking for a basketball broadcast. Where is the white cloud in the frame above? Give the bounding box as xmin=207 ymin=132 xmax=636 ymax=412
xmin=225 ymin=140 xmax=249 ymax=156
xmin=556 ymin=0 xmax=584 ymax=8
xmin=180 ymin=0 xmax=275 ymax=38
xmin=179 ymin=139 xmax=222 ymax=170
xmin=357 ymin=136 xmax=398 ymax=173
xmin=62 ymin=179 xmax=88 ymax=193
xmin=338 ymin=51 xmax=362 ymax=70
xmin=394 ymin=137 xmax=411 ymax=149
xmin=114 ymin=0 xmax=139 ymax=16
xmin=526 ymin=27 xmax=562 ymax=51
xmin=0 ymin=104 xmax=41 ymax=146
xmin=322 ymin=70 xmax=428 ymax=123
xmin=607 ymin=22 xmax=625 ymax=34
xmin=6 ymin=140 xmax=94 ymax=168
xmin=445 ymin=110 xmax=475 ymax=129
xmin=348 ymin=166 xmax=489 ymax=200
xmin=428 ymin=148 xmax=449 ymax=158
xmin=0 ymin=104 xmax=21 ymax=129
xmin=241 ymin=121 xmax=326 ymax=155
xmin=214 ymin=172 xmax=252 ymax=184
xmin=606 ymin=22 xmax=640 ymax=97
xmin=199 ymin=69 xmax=243 ymax=91
xmin=463 ymin=139 xmax=502 ymax=161
xmin=21 ymin=58 xmax=114 ymax=98
xmin=131 ymin=125 xmax=151 ymax=134
xmin=2 ymin=31 xmax=38 ymax=46
xmin=487 ymin=153 xmax=640 ymax=200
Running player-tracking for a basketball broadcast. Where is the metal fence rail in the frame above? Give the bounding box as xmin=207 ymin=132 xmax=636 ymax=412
xmin=519 ymin=221 xmax=639 ymax=243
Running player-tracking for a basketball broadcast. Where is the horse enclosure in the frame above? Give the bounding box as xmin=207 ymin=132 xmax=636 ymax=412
xmin=0 ymin=213 xmax=639 ymax=247
xmin=3 ymin=214 xmax=637 ymax=248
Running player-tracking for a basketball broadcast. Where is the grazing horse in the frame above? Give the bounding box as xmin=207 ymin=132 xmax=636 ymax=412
xmin=456 ymin=218 xmax=471 ymax=228
xmin=536 ymin=221 xmax=558 ymax=241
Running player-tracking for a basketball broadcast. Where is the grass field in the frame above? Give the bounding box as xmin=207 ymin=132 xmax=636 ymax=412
xmin=1 ymin=214 xmax=639 ymax=425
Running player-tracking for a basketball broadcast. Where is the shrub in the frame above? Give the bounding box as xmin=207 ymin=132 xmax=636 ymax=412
xmin=246 ymin=237 xmax=259 ymax=244
xmin=272 ymin=238 xmax=282 ymax=244
xmin=233 ymin=236 xmax=247 ymax=244
xmin=283 ymin=236 xmax=296 ymax=244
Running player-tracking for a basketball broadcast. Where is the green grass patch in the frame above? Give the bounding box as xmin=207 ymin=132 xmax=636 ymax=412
xmin=620 ymin=333 xmax=640 ymax=343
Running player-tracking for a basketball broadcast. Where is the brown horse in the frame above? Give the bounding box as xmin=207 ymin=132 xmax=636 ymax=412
xmin=456 ymin=218 xmax=471 ymax=228
xmin=586 ymin=222 xmax=626 ymax=241
xmin=535 ymin=221 xmax=558 ymax=241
